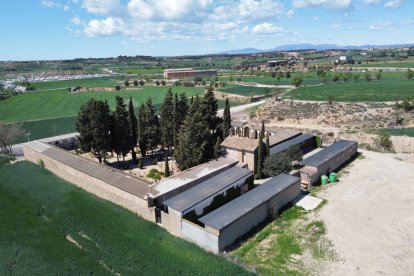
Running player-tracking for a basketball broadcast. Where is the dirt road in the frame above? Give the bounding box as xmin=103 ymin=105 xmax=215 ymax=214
xmin=319 ymin=150 xmax=414 ymax=275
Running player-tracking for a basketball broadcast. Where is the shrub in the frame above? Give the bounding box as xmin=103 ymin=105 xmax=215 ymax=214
xmin=375 ymin=133 xmax=393 ymax=152
xmin=115 ymin=85 xmax=121 ymax=91
xmin=37 ymin=159 xmax=45 ymax=168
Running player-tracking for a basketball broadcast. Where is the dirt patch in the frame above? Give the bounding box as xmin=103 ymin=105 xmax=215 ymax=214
xmin=318 ymin=150 xmax=414 ymax=275
xmin=66 ymin=234 xmax=83 ymax=250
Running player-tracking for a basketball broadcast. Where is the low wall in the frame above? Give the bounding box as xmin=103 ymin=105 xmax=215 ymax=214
xmin=181 ymin=220 xmax=219 ymax=253
xmin=23 ymin=145 xmax=156 ymax=222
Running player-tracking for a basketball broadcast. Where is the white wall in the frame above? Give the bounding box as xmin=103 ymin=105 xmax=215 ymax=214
xmin=181 ymin=220 xmax=219 ymax=253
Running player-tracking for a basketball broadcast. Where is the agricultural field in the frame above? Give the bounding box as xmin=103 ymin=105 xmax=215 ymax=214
xmin=286 ymin=79 xmax=414 ymax=102
xmin=353 ymin=60 xmax=414 ymax=68
xmin=371 ymin=128 xmax=414 ymax=137
xmin=0 ymin=156 xmax=250 ymax=275
xmin=0 ymin=86 xmax=205 ymax=122
xmin=218 ymin=84 xmax=276 ymax=96
xmin=33 ymin=77 xmax=120 ymax=91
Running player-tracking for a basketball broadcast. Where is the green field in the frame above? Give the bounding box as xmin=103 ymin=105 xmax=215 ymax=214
xmin=33 ymin=77 xmax=120 ymax=90
xmin=371 ymin=128 xmax=414 ymax=137
xmin=0 ymin=156 xmax=250 ymax=275
xmin=219 ymin=84 xmax=275 ymax=96
xmin=353 ymin=61 xmax=414 ymax=68
xmin=286 ymin=80 xmax=414 ymax=102
xmin=0 ymin=86 xmax=205 ymax=123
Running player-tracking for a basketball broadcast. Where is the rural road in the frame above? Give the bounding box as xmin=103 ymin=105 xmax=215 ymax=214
xmin=217 ymin=100 xmax=266 ymax=117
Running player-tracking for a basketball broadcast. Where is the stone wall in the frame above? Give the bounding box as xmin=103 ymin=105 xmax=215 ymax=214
xmin=23 ymin=145 xmax=156 ymax=222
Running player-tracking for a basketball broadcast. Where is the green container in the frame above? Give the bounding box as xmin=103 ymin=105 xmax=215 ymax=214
xmin=329 ymin=173 xmax=337 ymax=184
xmin=321 ymin=175 xmax=329 ymax=185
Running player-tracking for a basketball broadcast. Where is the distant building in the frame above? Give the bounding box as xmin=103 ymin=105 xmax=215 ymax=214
xmin=163 ymin=68 xmax=217 ymax=79
xmin=267 ymin=60 xmax=289 ymax=67
xmin=335 ymin=55 xmax=353 ymax=64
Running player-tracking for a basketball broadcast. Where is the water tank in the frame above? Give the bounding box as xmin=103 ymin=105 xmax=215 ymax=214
xmin=321 ymin=175 xmax=329 ymax=185
xmin=329 ymin=173 xmax=337 ymax=184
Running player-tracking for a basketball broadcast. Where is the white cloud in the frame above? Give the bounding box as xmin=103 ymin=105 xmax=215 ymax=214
xmin=71 ymin=15 xmax=82 ymax=25
xmin=85 ymin=17 xmax=125 ymax=36
xmin=363 ymin=0 xmax=381 ymax=4
xmin=252 ymin=23 xmax=283 ymax=34
xmin=369 ymin=21 xmax=395 ymax=30
xmin=384 ymin=0 xmax=404 ymax=9
xmin=293 ymin=0 xmax=352 ymax=10
xmin=313 ymin=16 xmax=320 ymax=21
xmin=82 ymin=0 xmax=121 ymax=15
xmin=41 ymin=0 xmax=59 ymax=8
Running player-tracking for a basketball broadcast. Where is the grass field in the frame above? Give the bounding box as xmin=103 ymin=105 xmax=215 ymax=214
xmin=0 ymin=156 xmax=250 ymax=275
xmin=286 ymin=79 xmax=414 ymax=102
xmin=371 ymin=128 xmax=414 ymax=137
xmin=353 ymin=61 xmax=414 ymax=68
xmin=33 ymin=77 xmax=120 ymax=90
xmin=231 ymin=205 xmax=334 ymax=275
xmin=219 ymin=84 xmax=275 ymax=96
xmin=0 ymin=86 xmax=205 ymax=123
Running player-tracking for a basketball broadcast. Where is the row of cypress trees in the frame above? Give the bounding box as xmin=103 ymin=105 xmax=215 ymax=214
xmin=76 ymin=86 xmax=232 ymax=171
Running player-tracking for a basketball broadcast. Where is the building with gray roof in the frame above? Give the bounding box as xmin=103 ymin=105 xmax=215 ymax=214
xmin=181 ymin=174 xmax=301 ymax=252
xmin=269 ymin=133 xmax=316 ymax=157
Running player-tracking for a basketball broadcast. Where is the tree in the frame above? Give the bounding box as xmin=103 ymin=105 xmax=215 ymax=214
xmin=139 ymin=80 xmax=145 ymax=86
xmin=115 ymin=85 xmax=121 ymax=91
xmin=164 ymin=153 xmax=170 ymax=177
xmin=156 ymin=80 xmax=160 ymax=86
xmin=365 ymin=73 xmax=372 ymax=81
xmin=376 ymin=72 xmax=382 ymax=80
xmin=76 ymin=99 xmax=112 ymax=163
xmin=172 ymin=92 xmax=189 ymax=146
xmin=332 ymin=74 xmax=340 ymax=82
xmin=128 ymin=97 xmax=138 ymax=161
xmin=285 ymin=145 xmax=303 ymax=162
xmin=137 ymin=104 xmax=148 ymax=156
xmin=328 ymin=95 xmax=335 ymax=104
xmin=175 ymin=96 xmax=212 ymax=170
xmin=375 ymin=133 xmax=393 ymax=152
xmin=223 ymin=98 xmax=231 ymax=138
xmin=255 ymin=121 xmax=265 ymax=179
xmin=124 ymin=81 xmax=130 ymax=86
xmin=133 ymin=80 xmax=139 ymax=86
xmin=291 ymin=76 xmax=303 ymax=87
xmin=0 ymin=123 xmax=24 ymax=155
xmin=265 ymin=133 xmax=270 ymax=157
xmin=285 ymin=71 xmax=291 ymax=78
xmin=406 ymin=69 xmax=414 ymax=80
xmin=112 ymin=96 xmax=131 ymax=162
xmin=143 ymin=97 xmax=160 ymax=155
xmin=159 ymin=87 xmax=174 ymax=149
xmin=214 ymin=136 xmax=222 ymax=159
xmin=202 ymin=86 xmax=219 ymax=133
xmin=263 ymin=153 xmax=293 ymax=177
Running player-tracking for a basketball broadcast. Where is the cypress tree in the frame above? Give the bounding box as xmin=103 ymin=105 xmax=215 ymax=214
xmin=175 ymin=95 xmax=212 ymax=170
xmin=172 ymin=92 xmax=179 ymax=147
xmin=255 ymin=121 xmax=265 ymax=179
xmin=143 ymin=96 xmax=160 ymax=155
xmin=137 ymin=103 xmax=148 ymax=156
xmin=214 ymin=136 xmax=222 ymax=159
xmin=266 ymin=133 xmax=270 ymax=157
xmin=160 ymin=87 xmax=174 ymax=149
xmin=112 ymin=96 xmax=130 ymax=162
xmin=128 ymin=97 xmax=138 ymax=161
xmin=76 ymin=99 xmax=111 ymax=163
xmin=164 ymin=153 xmax=170 ymax=177
xmin=223 ymin=98 xmax=231 ymax=138
xmin=202 ymin=85 xmax=219 ymax=132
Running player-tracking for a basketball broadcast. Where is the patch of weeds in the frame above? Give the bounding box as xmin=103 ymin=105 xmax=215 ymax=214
xmin=146 ymin=168 xmax=163 ymax=180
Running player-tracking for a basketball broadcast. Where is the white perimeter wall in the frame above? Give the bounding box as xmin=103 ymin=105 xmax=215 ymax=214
xmin=181 ymin=220 xmax=220 ymax=253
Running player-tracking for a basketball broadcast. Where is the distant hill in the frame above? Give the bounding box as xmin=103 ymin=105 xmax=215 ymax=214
xmin=216 ymin=48 xmax=263 ymax=55
xmin=216 ymin=43 xmax=414 ymax=55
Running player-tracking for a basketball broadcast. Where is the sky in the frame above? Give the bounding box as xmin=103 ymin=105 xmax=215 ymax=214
xmin=1 ymin=0 xmax=413 ymax=60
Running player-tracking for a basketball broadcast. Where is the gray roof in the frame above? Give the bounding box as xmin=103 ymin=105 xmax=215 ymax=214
xmin=301 ymin=140 xmax=357 ymax=168
xmin=163 ymin=166 xmax=252 ymax=212
xmin=199 ymin=174 xmax=300 ymax=230
xmin=269 ymin=134 xmax=315 ymax=156
xmin=266 ymin=130 xmax=302 ymax=147
xmin=24 ymin=141 xmax=151 ymax=199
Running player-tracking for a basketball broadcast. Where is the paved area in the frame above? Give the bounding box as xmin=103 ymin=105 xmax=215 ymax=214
xmin=319 ymin=150 xmax=414 ymax=275
xmin=294 ymin=194 xmax=323 ymax=211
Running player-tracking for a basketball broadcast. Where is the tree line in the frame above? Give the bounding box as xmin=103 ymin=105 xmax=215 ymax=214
xmin=76 ymin=86 xmax=232 ymax=171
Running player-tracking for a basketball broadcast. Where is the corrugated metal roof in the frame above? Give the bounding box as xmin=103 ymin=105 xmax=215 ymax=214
xmin=199 ymin=174 xmax=300 ymax=230
xmin=301 ymin=140 xmax=357 ymax=168
xmin=163 ymin=166 xmax=252 ymax=212
xmin=25 ymin=141 xmax=151 ymax=199
xmin=269 ymin=134 xmax=315 ymax=156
